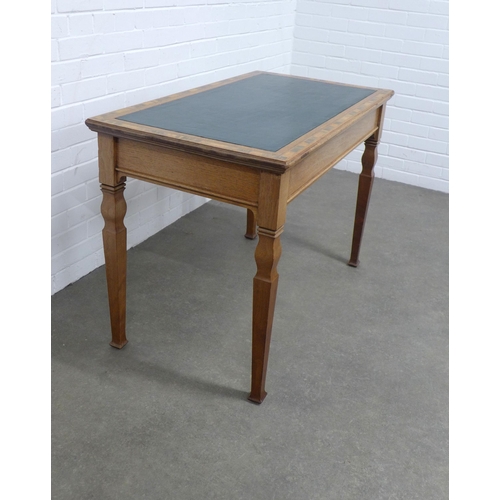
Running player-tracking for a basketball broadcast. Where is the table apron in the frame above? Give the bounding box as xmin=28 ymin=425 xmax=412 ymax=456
xmin=115 ymin=138 xmax=261 ymax=209
xmin=287 ymin=107 xmax=379 ymax=203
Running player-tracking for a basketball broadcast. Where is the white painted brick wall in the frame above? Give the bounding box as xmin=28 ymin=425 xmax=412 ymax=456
xmin=51 ymin=0 xmax=297 ymax=294
xmin=52 ymin=0 xmax=449 ymax=295
xmin=291 ymin=0 xmax=449 ymax=193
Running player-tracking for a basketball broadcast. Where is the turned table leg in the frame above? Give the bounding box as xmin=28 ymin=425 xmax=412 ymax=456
xmin=348 ymin=136 xmax=379 ymax=267
xmin=248 ymin=171 xmax=289 ymax=404
xmin=101 ymin=182 xmax=128 ymax=349
xmin=248 ymin=227 xmax=283 ymax=404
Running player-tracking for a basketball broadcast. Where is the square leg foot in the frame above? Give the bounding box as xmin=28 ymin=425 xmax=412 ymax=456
xmin=109 ymin=340 xmax=128 ymax=349
xmin=247 ymin=391 xmax=267 ymax=404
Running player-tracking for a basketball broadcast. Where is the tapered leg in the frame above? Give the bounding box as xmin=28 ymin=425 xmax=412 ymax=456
xmin=348 ymin=136 xmax=378 ymax=267
xmin=245 ymin=208 xmax=257 ymax=239
xmin=101 ymin=182 xmax=128 ymax=348
xmin=248 ymin=227 xmax=282 ymax=404
xmin=248 ymin=171 xmax=289 ymax=404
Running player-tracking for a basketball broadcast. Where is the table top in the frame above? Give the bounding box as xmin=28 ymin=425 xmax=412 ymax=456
xmin=118 ymin=73 xmax=375 ymax=152
xmin=86 ymin=71 xmax=393 ymax=170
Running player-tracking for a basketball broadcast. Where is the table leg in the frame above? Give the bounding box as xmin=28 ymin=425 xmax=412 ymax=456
xmin=245 ymin=208 xmax=257 ymax=239
xmin=101 ymin=182 xmax=128 ymax=348
xmin=248 ymin=227 xmax=283 ymax=404
xmin=348 ymin=136 xmax=378 ymax=267
xmin=248 ymin=171 xmax=289 ymax=404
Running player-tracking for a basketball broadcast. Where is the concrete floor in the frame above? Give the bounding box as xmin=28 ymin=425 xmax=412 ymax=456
xmin=52 ymin=169 xmax=448 ymax=499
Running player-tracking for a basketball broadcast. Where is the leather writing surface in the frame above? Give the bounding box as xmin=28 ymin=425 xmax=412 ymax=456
xmin=118 ymin=74 xmax=375 ymax=152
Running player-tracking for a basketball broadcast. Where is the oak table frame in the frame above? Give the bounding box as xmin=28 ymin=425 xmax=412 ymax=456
xmin=85 ymin=71 xmax=394 ymax=404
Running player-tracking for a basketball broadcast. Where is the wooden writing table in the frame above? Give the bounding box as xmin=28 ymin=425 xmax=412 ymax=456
xmin=86 ymin=71 xmax=393 ymax=404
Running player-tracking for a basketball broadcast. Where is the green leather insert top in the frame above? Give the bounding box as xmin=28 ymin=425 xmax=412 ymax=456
xmin=118 ymin=73 xmax=375 ymax=152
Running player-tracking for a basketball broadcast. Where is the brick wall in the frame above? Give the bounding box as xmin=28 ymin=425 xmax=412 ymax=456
xmin=51 ymin=0 xmax=296 ymax=294
xmin=291 ymin=0 xmax=449 ymax=192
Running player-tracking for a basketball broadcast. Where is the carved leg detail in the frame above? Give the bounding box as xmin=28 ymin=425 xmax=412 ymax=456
xmin=349 ymin=137 xmax=378 ymax=267
xmin=101 ymin=182 xmax=128 ymax=349
xmin=245 ymin=208 xmax=257 ymax=239
xmin=248 ymin=227 xmax=283 ymax=404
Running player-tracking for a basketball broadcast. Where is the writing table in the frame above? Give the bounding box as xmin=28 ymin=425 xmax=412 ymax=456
xmin=85 ymin=71 xmax=394 ymax=404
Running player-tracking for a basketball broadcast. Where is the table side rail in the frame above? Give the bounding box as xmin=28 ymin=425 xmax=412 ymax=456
xmin=115 ymin=138 xmax=261 ymax=209
xmin=287 ymin=108 xmax=380 ymax=203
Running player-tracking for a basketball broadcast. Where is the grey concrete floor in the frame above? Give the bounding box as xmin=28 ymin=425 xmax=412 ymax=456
xmin=52 ymin=169 xmax=448 ymax=500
